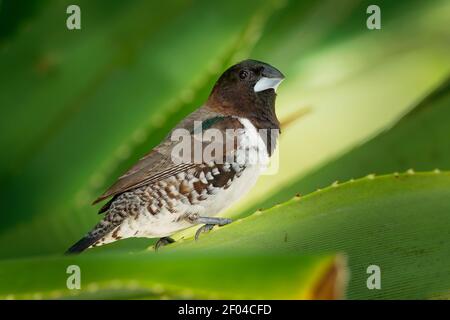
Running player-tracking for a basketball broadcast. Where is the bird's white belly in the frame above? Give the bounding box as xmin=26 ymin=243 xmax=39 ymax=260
xmin=118 ymin=208 xmax=191 ymax=238
xmin=198 ymin=164 xmax=262 ymax=216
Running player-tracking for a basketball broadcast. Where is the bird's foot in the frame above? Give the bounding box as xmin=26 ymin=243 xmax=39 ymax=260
xmin=154 ymin=237 xmax=175 ymax=251
xmin=195 ymin=224 xmax=215 ymax=241
xmin=192 ymin=217 xmax=233 ymax=241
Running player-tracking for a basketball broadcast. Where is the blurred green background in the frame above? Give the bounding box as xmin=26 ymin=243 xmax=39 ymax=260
xmin=0 ymin=0 xmax=449 ymax=299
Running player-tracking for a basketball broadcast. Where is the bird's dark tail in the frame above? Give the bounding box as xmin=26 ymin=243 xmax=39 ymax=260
xmin=66 ymin=216 xmax=117 ymax=254
xmin=65 ymin=234 xmax=101 ymax=255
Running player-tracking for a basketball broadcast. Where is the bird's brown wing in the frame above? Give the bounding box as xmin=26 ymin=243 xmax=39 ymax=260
xmin=93 ymin=107 xmax=242 ymax=205
xmin=93 ymin=149 xmax=197 ymax=204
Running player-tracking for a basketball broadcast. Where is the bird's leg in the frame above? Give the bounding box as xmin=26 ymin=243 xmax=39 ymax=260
xmin=154 ymin=236 xmax=175 ymax=251
xmin=187 ymin=216 xmax=233 ymax=241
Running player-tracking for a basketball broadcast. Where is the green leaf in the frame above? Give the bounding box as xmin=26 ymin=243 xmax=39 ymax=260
xmin=252 ymin=76 xmax=450 ymax=212
xmin=0 ymin=252 xmax=346 ymax=300
xmin=168 ymin=172 xmax=450 ymax=299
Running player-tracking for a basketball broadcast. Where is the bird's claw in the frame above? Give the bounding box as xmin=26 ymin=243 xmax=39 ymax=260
xmin=195 ymin=224 xmax=215 ymax=241
xmin=188 ymin=216 xmax=232 ymax=241
xmin=154 ymin=237 xmax=175 ymax=251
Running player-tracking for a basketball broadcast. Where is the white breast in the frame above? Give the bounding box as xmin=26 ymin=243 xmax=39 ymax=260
xmin=237 ymin=117 xmax=270 ymax=171
xmin=199 ymin=117 xmax=270 ymax=214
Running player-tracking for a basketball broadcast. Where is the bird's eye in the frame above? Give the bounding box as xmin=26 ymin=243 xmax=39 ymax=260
xmin=239 ymin=70 xmax=249 ymax=80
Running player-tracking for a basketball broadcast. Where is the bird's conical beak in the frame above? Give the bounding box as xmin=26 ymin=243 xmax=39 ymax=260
xmin=254 ymin=65 xmax=285 ymax=93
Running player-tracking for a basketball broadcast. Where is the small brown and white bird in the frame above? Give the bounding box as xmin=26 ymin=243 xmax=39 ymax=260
xmin=66 ymin=59 xmax=284 ymax=253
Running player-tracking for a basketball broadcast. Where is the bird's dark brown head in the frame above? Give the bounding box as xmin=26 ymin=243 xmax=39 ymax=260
xmin=207 ymin=59 xmax=285 ymax=130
